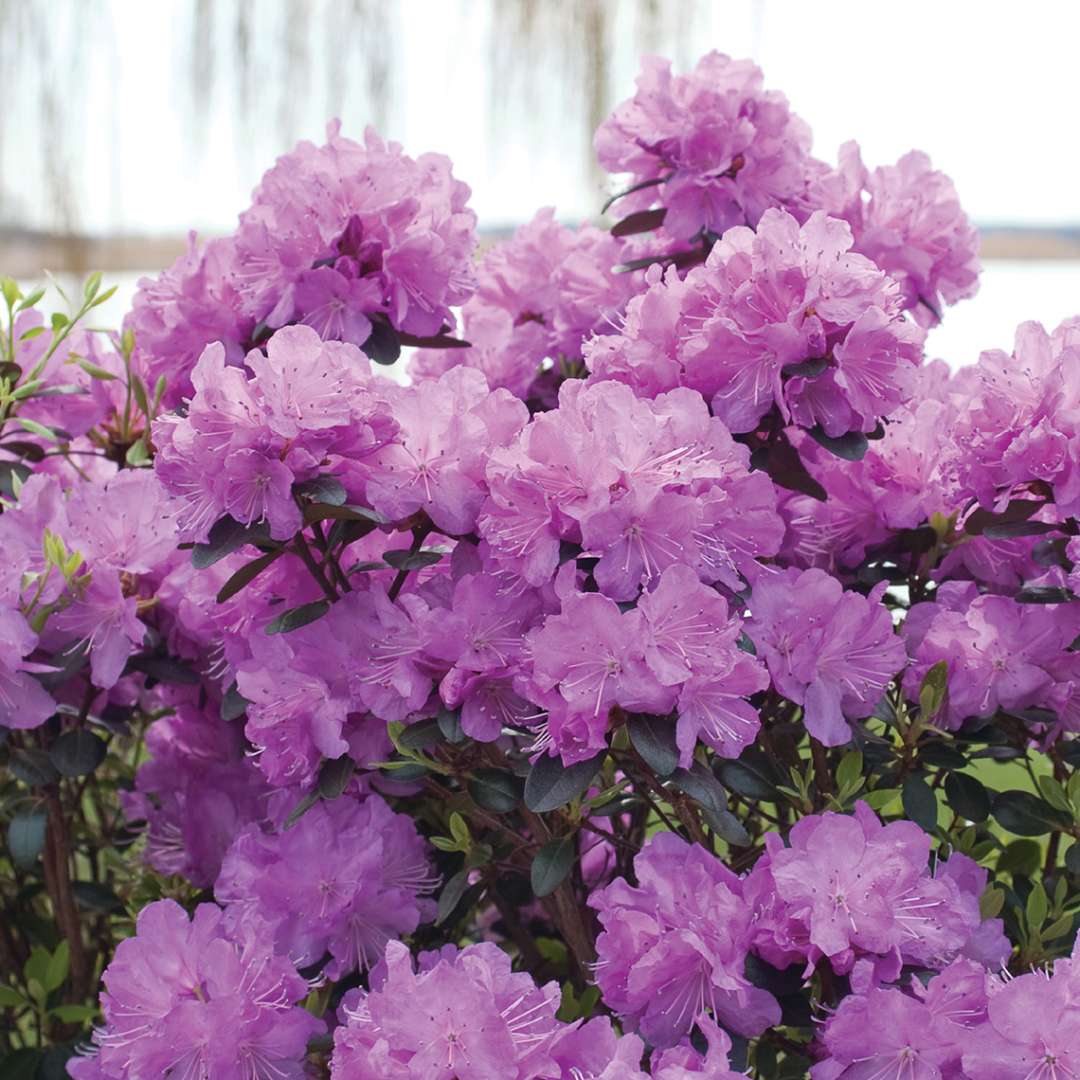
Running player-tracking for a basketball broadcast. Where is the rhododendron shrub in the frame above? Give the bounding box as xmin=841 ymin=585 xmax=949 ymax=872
xmin=3 ymin=50 xmax=1080 ymax=1080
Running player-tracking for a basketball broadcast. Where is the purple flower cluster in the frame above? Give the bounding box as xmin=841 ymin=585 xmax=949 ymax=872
xmin=587 ymin=208 xmax=925 ymax=439
xmin=127 ymin=123 xmax=477 ymax=404
xmin=745 ymin=802 xmax=1008 ymax=979
xmin=216 ymin=792 xmax=436 ymax=978
xmin=411 ymin=207 xmax=637 ymax=400
xmin=595 ymin=52 xmax=816 ymax=239
xmin=590 ymin=831 xmax=780 ymax=1047
xmin=69 ymin=900 xmax=322 ymax=1080
xmin=814 ymin=946 xmax=1080 ymax=1078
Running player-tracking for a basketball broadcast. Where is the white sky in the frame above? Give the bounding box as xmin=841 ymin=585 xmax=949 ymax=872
xmin=5 ymin=0 xmax=1080 ymax=234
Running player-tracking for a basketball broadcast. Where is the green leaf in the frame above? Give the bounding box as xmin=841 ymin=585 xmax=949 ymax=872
xmin=7 ymin=813 xmax=47 ymax=869
xmin=130 ymin=373 xmax=151 ymax=417
xmin=862 ymin=787 xmax=901 ymax=811
xmin=964 ymin=498 xmax=1045 ymax=536
xmin=294 ymin=475 xmax=347 ymax=506
xmin=265 ymin=600 xmax=330 ymax=635
xmin=449 ymin=812 xmax=470 ymax=848
xmin=627 ymin=713 xmax=679 ymax=778
xmin=10 ymin=747 xmax=59 ymax=787
xmin=283 ymin=791 xmax=320 ymax=830
xmin=382 ymin=548 xmax=443 ymax=572
xmin=1026 ymin=881 xmax=1049 ymax=929
xmin=361 ymin=321 xmax=401 ymax=365
xmin=72 ymin=881 xmax=124 ymax=914
xmin=220 ymin=683 xmax=249 ymax=722
xmin=992 ymin=789 xmax=1072 ymax=836
xmin=126 ymin=653 xmax=200 ymax=685
xmin=76 ymin=357 xmax=117 ymax=381
xmin=125 ymin=439 xmax=151 ymax=467
xmin=1015 ymin=586 xmax=1076 ymax=605
xmin=919 ymin=661 xmax=949 ymax=721
xmin=524 ymin=753 xmax=604 ymax=813
xmin=979 ymin=885 xmax=1005 ymax=920
xmin=902 ymin=775 xmax=938 ymax=833
xmin=610 ymin=207 xmax=668 ymax=238
xmin=1044 ymin=914 xmax=1075 ymax=940
xmin=717 ymin=753 xmax=779 ymax=800
xmin=436 ymin=707 xmax=466 ymax=744
xmin=83 ymin=271 xmax=102 ymax=302
xmin=49 ymin=729 xmax=107 ymax=777
xmin=192 ymin=516 xmax=272 ymax=569
xmin=670 ymin=761 xmax=727 ymax=815
xmin=16 ymin=416 xmax=61 ymax=442
xmin=531 ymin=836 xmax=575 ymax=897
xmin=1038 ymin=775 xmax=1074 ymax=815
xmin=0 ymin=986 xmax=28 ymax=1008
xmin=0 ymin=1049 xmax=42 ymax=1080
xmin=49 ymin=1003 xmax=96 ymax=1024
xmin=45 ymin=941 xmax=69 ymax=991
xmin=1 ymin=277 xmax=21 ymax=307
xmin=944 ymin=772 xmax=991 ymax=823
xmin=749 ymin=437 xmax=827 ymax=501
xmin=16 ymin=286 xmax=46 ymax=311
xmin=998 ymin=839 xmax=1043 ymax=877
xmin=468 ymin=769 xmax=523 ymax=813
xmin=435 ymin=869 xmax=470 ymax=926
xmin=1067 ymin=843 xmax=1080 ymax=876
xmin=703 ymin=806 xmax=751 ymax=847
xmin=808 ymin=426 xmax=869 ymax=461
xmin=216 ymin=548 xmax=286 ymax=602
xmin=317 ymin=755 xmax=355 ymax=800
xmin=835 ymin=750 xmax=863 ymax=793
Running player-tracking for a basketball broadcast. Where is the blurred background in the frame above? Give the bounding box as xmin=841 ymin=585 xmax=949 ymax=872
xmin=2 ymin=0 xmax=1079 ymax=365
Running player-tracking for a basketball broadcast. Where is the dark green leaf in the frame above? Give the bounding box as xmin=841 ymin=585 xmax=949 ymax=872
xmin=49 ymin=730 xmax=106 ymax=777
xmin=1066 ymin=843 xmax=1080 ymax=876
xmin=220 ymin=683 xmax=249 ymax=722
xmin=0 ymin=1050 xmax=42 ymax=1080
xmin=782 ymin=356 xmax=830 ymax=379
xmin=436 ymin=869 xmax=471 ymax=926
xmin=600 ymin=174 xmax=665 ymax=215
xmin=627 ymin=713 xmax=679 ymax=778
xmin=749 ymin=439 xmax=827 ymax=501
xmin=670 ymin=761 xmax=726 ymax=814
xmin=531 ymin=836 xmax=575 ymax=897
xmin=10 ymin=748 xmax=59 ymax=788
xmin=998 ymin=838 xmax=1042 ymax=876
xmin=283 ymin=791 xmax=320 ymax=830
xmin=265 ymin=600 xmax=330 ymax=635
xmin=8 ymin=814 xmax=47 ymax=869
xmin=993 ymin=789 xmax=1072 ymax=836
xmin=397 ymin=719 xmax=443 ymax=750
xmin=72 ymin=881 xmax=124 ymax=914
xmin=192 ymin=516 xmax=271 ymax=569
xmin=983 ymin=520 xmax=1060 ymax=539
xmin=808 ymin=426 xmax=869 ymax=461
xmin=294 ymin=476 xmax=347 ymax=506
xmin=964 ymin=499 xmax=1045 ymax=536
xmin=436 ymin=707 xmax=466 ymax=744
xmin=917 ymin=741 xmax=967 ymax=770
xmin=126 ymin=654 xmax=200 ymax=685
xmin=382 ymin=548 xmax=443 ymax=572
xmin=397 ymin=331 xmax=472 ymax=349
xmin=317 ymin=755 xmax=355 ymax=800
xmin=902 ymin=775 xmax=938 ymax=833
xmin=944 ymin=772 xmax=991 ymax=823
xmin=216 ymin=548 xmax=285 ymax=602
xmin=717 ymin=755 xmax=778 ymax=800
xmin=469 ymin=769 xmax=523 ymax=813
xmin=611 ymin=207 xmax=667 ymax=238
xmin=361 ymin=321 xmax=401 ymax=365
xmin=703 ymin=807 xmax=751 ymax=846
xmin=524 ymin=753 xmax=604 ymax=813
xmin=1016 ymin=586 xmax=1076 ymax=604
xmin=0 ymin=460 xmax=32 ymax=497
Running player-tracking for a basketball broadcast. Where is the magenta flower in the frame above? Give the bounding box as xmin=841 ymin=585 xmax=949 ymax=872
xmin=589 ymin=831 xmax=780 ymax=1048
xmin=331 ymin=940 xmax=563 ymax=1079
xmin=216 ymin=793 xmax=435 ymax=978
xmin=85 ymin=900 xmax=322 ymax=1079
xmin=595 ymin=52 xmax=816 ymax=239
xmin=746 ymin=567 xmax=906 ymax=745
